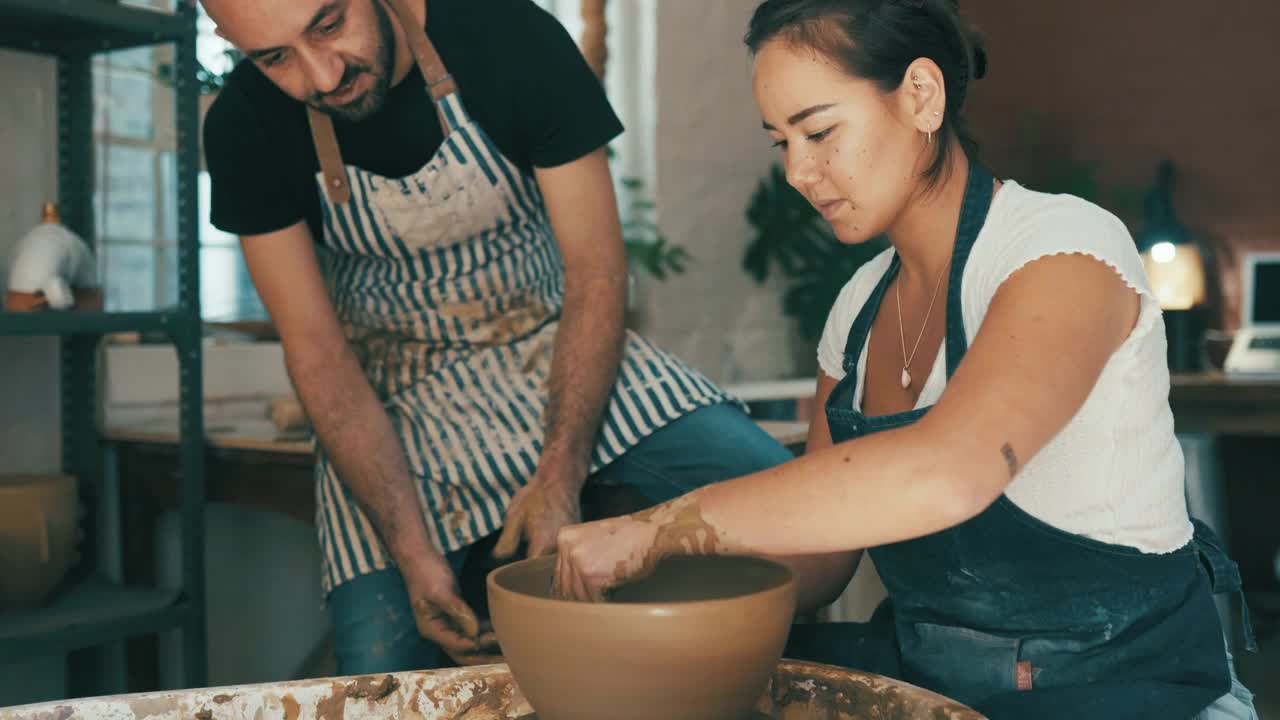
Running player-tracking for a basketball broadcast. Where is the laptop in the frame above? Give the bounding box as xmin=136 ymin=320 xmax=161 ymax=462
xmin=1224 ymin=251 xmax=1280 ymax=378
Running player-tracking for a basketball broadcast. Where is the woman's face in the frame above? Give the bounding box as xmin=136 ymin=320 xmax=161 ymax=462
xmin=753 ymin=39 xmax=928 ymax=244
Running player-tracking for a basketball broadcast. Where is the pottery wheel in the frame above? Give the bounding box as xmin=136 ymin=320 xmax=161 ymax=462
xmin=514 ymin=707 xmax=773 ymax=712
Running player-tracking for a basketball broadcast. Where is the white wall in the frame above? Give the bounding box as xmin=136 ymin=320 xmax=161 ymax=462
xmin=0 ymin=47 xmax=69 ymax=705
xmin=636 ymin=0 xmax=805 ymax=385
xmin=155 ymin=506 xmax=332 ymax=689
xmin=0 ymin=48 xmax=61 ymax=473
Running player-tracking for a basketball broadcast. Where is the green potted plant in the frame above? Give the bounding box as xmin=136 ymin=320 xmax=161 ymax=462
xmin=606 ymin=148 xmax=689 ymax=316
xmin=616 ymin=175 xmax=687 ymax=283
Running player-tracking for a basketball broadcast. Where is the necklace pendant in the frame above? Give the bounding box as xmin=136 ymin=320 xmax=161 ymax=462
xmin=901 ymin=367 xmax=912 ymax=389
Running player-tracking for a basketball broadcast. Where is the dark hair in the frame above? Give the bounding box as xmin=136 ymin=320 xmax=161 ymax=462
xmin=745 ymin=0 xmax=987 ymax=191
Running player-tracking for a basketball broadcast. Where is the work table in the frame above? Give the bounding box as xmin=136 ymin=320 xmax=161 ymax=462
xmin=105 ymin=417 xmax=810 ymax=457
xmin=102 ymin=371 xmax=1276 ymax=550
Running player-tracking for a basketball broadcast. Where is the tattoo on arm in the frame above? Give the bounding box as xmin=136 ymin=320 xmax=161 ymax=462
xmin=1001 ymin=443 xmax=1019 ymax=478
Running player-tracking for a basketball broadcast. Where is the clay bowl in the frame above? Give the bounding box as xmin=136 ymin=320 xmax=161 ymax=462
xmin=488 ymin=554 xmax=796 ymax=720
xmin=0 ymin=474 xmax=78 ymax=613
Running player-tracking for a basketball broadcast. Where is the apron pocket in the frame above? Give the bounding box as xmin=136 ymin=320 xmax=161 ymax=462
xmin=375 ymin=160 xmax=506 ymax=252
xmin=1016 ymin=624 xmax=1114 ymax=689
xmin=901 ymin=622 xmax=1020 ymax=707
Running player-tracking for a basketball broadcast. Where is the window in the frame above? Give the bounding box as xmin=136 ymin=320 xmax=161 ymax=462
xmin=93 ymin=0 xmax=265 ymax=321
xmin=533 ymin=0 xmax=657 ymax=185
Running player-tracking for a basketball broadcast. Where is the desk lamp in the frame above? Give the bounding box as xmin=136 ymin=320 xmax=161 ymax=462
xmin=1136 ymin=161 xmax=1208 ymax=372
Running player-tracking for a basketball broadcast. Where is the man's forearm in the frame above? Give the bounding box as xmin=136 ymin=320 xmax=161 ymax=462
xmin=539 ymin=273 xmax=627 ymax=486
xmin=287 ymin=340 xmax=434 ymax=560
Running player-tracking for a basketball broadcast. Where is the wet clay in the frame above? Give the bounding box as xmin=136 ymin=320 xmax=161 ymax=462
xmin=280 ymin=695 xmax=300 ymax=720
xmin=440 ymin=297 xmax=552 ymax=350
xmin=760 ymin=662 xmax=984 ymax=720
xmin=489 ymin=555 xmax=795 ymax=720
xmin=315 ymin=682 xmax=347 ymax=720
xmin=416 ymin=673 xmax=528 ymax=719
xmin=412 ymin=594 xmax=481 ymax=639
xmin=344 ymin=675 xmax=399 ymax=702
xmin=610 ymin=495 xmax=748 ymax=591
xmin=310 ymin=675 xmax=402 ymax=720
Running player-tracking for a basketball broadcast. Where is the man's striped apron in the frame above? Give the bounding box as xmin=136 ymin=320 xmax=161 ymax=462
xmin=304 ymin=0 xmax=734 ymax=593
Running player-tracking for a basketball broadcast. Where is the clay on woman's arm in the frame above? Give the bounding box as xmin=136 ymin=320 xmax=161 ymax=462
xmin=550 ymin=492 xmax=755 ymax=601
xmin=613 ymin=494 xmax=750 ymax=587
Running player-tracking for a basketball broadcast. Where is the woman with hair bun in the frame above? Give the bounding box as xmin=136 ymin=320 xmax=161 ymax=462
xmin=550 ymin=2 xmax=1258 ymax=717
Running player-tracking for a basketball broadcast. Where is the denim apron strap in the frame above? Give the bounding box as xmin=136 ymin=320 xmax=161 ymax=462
xmin=840 ymin=257 xmax=899 ymax=376
xmin=834 ymin=164 xmax=993 ymax=393
xmin=942 ymin=164 xmax=993 ymax=376
xmin=1192 ymin=519 xmax=1259 ymax=652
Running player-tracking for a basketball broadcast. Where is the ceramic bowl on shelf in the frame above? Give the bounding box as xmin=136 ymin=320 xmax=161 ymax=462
xmin=0 ymin=474 xmax=79 ymax=613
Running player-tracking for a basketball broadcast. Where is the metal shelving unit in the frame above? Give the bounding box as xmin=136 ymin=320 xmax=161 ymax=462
xmin=0 ymin=0 xmax=190 ymax=53
xmin=0 ymin=0 xmax=206 ymax=695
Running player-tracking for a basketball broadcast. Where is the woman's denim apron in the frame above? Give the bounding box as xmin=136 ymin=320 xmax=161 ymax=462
xmin=821 ymin=163 xmax=1255 ymax=719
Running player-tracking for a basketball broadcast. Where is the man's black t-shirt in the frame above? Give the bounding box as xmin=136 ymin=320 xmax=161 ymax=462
xmin=203 ymin=0 xmax=624 ymax=240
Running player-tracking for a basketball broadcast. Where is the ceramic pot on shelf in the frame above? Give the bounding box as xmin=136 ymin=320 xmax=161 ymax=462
xmin=4 ymin=203 xmax=101 ymax=313
xmin=0 ymin=474 xmax=80 ymax=613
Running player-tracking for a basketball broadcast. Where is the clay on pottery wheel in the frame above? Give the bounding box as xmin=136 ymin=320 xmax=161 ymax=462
xmin=488 ymin=555 xmax=796 ymax=720
xmin=0 ymin=474 xmax=78 ymax=613
xmin=0 ymin=661 xmax=985 ymax=720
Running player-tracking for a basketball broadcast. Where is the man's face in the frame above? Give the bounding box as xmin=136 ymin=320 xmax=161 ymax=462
xmin=203 ymin=0 xmax=396 ymax=121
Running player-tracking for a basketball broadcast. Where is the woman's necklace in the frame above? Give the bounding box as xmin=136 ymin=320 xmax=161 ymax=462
xmin=895 ymin=260 xmax=949 ymax=390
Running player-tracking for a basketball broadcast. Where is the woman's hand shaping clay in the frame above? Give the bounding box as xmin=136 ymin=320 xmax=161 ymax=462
xmin=551 ymin=494 xmax=745 ymax=601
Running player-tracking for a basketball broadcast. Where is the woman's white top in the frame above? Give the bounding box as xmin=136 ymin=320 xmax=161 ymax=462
xmin=817 ymin=180 xmax=1192 ymax=553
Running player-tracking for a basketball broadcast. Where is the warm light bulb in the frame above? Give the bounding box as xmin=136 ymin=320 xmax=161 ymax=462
xmin=1150 ymin=241 xmax=1177 ymax=264
xmin=1142 ymin=243 xmax=1206 ymax=311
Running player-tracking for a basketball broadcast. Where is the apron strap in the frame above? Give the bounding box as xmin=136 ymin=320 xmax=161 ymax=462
xmin=307 ymin=0 xmax=454 ymax=206
xmin=384 ymin=0 xmax=457 ymax=105
xmin=1192 ymin=518 xmax=1260 ymax=652
xmin=942 ymin=163 xmax=993 ymax=377
xmin=308 ymin=107 xmax=352 ymax=205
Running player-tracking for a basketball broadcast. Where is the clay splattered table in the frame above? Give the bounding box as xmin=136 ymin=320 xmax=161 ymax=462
xmin=0 ymin=660 xmax=984 ymax=719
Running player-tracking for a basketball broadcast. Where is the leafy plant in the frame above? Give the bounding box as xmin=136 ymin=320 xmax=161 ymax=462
xmin=744 ymin=163 xmax=887 ymax=342
xmin=617 ymin=176 xmax=688 ymax=281
xmin=156 ymin=48 xmax=241 ymax=95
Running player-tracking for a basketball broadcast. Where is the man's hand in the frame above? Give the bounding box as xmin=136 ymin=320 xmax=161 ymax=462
xmin=241 ymin=224 xmax=500 ymax=661
xmin=514 ymin=147 xmax=626 ymax=561
xmin=400 ymin=550 xmax=501 ymax=665
xmin=493 ymin=471 xmax=582 ymax=560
